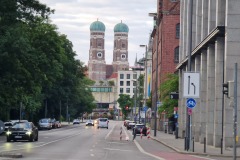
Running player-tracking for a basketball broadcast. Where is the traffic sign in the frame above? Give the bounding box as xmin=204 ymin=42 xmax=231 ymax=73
xmin=174 ymin=114 xmax=178 ymax=118
xmin=186 ymin=98 xmax=196 ymax=109
xmin=143 ymin=106 xmax=148 ymax=112
xmin=187 ymin=108 xmax=192 ymax=115
xmin=183 ymin=72 xmax=200 ymax=98
xmin=170 ymin=92 xmax=179 ymax=99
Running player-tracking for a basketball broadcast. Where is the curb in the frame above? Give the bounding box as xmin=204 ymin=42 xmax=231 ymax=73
xmin=150 ymin=136 xmax=239 ymax=158
xmin=0 ymin=152 xmax=22 ymax=158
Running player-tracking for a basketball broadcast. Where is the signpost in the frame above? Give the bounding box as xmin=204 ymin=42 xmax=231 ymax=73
xmin=183 ymin=72 xmax=200 ymax=98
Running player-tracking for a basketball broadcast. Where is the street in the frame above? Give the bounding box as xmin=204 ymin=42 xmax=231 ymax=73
xmin=0 ymin=121 xmax=232 ymax=160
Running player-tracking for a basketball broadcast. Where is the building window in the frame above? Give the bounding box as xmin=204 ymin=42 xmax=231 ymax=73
xmin=127 ymin=74 xmax=130 ymax=79
xmin=176 ymin=23 xmax=180 ymax=39
xmin=114 ymin=41 xmax=116 ymax=48
xmin=174 ymin=46 xmax=179 ymax=63
xmin=120 ymin=81 xmax=124 ymax=86
xmin=126 ymin=81 xmax=130 ymax=86
xmin=120 ymin=74 xmax=124 ymax=79
xmin=122 ymin=43 xmax=125 ymax=48
xmin=170 ymin=0 xmax=177 ymax=2
xmin=126 ymin=88 xmax=130 ymax=93
xmin=133 ymin=74 xmax=137 ymax=79
xmin=120 ymin=88 xmax=123 ymax=93
xmin=133 ymin=81 xmax=136 ymax=86
xmin=133 ymin=88 xmax=136 ymax=93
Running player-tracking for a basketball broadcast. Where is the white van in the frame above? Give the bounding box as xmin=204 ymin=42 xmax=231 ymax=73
xmin=97 ymin=118 xmax=109 ymax=129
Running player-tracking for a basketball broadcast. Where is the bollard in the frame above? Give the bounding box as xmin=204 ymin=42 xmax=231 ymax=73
xmin=204 ymin=137 xmax=206 ymax=153
xmin=192 ymin=137 xmax=194 ymax=152
xmin=147 ymin=127 xmax=150 ymax=139
xmin=120 ymin=127 xmax=122 ymax=140
xmin=184 ymin=137 xmax=187 ymax=150
xmin=140 ymin=128 xmax=143 ymax=139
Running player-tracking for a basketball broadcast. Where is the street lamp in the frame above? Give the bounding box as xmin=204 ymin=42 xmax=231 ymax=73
xmin=140 ymin=44 xmax=148 ymax=125
xmin=132 ymin=79 xmax=138 ymax=123
xmin=149 ymin=12 xmax=158 ymax=137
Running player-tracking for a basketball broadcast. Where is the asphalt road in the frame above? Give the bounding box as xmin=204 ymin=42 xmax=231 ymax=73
xmin=0 ymin=121 xmax=231 ymax=160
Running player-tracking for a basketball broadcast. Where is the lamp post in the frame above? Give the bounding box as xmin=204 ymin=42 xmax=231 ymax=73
xmin=140 ymin=44 xmax=148 ymax=125
xmin=132 ymin=79 xmax=138 ymax=123
xmin=149 ymin=12 xmax=159 ymax=137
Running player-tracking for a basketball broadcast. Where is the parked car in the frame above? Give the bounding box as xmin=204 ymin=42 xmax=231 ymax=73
xmin=55 ymin=121 xmax=61 ymax=128
xmin=86 ymin=120 xmax=94 ymax=126
xmin=133 ymin=124 xmax=147 ymax=136
xmin=38 ymin=118 xmax=52 ymax=130
xmin=6 ymin=121 xmax=38 ymax=142
xmin=126 ymin=121 xmax=135 ymax=130
xmin=73 ymin=119 xmax=80 ymax=125
xmin=97 ymin=118 xmax=109 ymax=129
xmin=51 ymin=119 xmax=58 ymax=129
xmin=124 ymin=120 xmax=130 ymax=127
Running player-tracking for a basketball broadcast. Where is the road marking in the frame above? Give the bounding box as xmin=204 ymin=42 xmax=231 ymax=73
xmin=134 ymin=140 xmax=166 ymax=160
xmin=105 ymin=124 xmax=116 ymax=140
xmin=107 ymin=142 xmax=127 ymax=144
xmin=191 ymin=155 xmax=216 ymax=160
xmin=90 ymin=153 xmax=94 ymax=157
xmin=104 ymin=148 xmax=132 ymax=152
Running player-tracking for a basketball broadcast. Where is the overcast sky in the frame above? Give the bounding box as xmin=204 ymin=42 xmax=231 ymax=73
xmin=39 ymin=0 xmax=157 ymax=66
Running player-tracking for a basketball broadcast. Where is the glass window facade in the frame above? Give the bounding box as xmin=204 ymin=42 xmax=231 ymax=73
xmin=120 ymin=74 xmax=124 ymax=79
xmin=90 ymin=87 xmax=112 ymax=92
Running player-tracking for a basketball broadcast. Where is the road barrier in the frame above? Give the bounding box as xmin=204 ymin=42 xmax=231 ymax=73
xmin=120 ymin=127 xmax=122 ymax=140
xmin=140 ymin=128 xmax=143 ymax=139
xmin=147 ymin=127 xmax=150 ymax=139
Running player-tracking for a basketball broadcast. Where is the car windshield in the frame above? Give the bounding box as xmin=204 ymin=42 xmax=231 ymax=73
xmin=99 ymin=119 xmax=107 ymax=122
xmin=40 ymin=119 xmax=49 ymax=123
xmin=12 ymin=123 xmax=30 ymax=129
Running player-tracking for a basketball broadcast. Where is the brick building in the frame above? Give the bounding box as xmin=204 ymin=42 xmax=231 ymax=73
xmin=151 ymin=0 xmax=180 ymax=111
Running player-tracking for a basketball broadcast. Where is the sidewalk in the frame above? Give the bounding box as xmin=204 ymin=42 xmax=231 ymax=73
xmin=149 ymin=129 xmax=239 ymax=158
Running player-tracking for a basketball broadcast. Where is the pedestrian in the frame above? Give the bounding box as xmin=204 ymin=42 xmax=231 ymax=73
xmin=132 ymin=126 xmax=136 ymax=141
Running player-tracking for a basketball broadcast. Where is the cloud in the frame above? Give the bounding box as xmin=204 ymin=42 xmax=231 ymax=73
xmin=39 ymin=0 xmax=157 ymax=66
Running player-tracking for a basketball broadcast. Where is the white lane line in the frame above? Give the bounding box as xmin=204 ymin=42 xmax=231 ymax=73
xmin=90 ymin=154 xmax=94 ymax=157
xmin=105 ymin=124 xmax=117 ymax=140
xmin=122 ymin=126 xmax=165 ymax=160
xmin=134 ymin=140 xmax=166 ymax=160
xmin=104 ymin=148 xmax=132 ymax=152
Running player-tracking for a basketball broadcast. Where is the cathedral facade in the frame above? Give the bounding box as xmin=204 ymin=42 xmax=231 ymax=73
xmin=88 ymin=20 xmax=129 ymax=81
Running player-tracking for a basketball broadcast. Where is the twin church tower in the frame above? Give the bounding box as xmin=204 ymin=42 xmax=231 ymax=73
xmin=88 ymin=20 xmax=129 ymax=81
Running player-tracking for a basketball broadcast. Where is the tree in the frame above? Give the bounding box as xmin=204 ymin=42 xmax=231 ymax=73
xmin=117 ymin=94 xmax=132 ymax=120
xmin=158 ymin=74 xmax=179 ymax=117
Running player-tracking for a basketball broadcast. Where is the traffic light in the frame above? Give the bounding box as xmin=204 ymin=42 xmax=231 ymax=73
xmin=223 ymin=81 xmax=234 ymax=98
xmin=125 ymin=106 xmax=129 ymax=110
xmin=222 ymin=82 xmax=228 ymax=96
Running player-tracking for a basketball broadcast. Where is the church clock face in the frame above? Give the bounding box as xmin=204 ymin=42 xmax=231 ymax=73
xmin=121 ymin=54 xmax=126 ymax=60
xmin=97 ymin=52 xmax=102 ymax=58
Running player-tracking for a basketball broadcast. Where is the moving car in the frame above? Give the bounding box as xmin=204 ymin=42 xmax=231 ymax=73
xmin=4 ymin=122 xmax=14 ymax=133
xmin=85 ymin=120 xmax=94 ymax=126
xmin=38 ymin=118 xmax=52 ymax=130
xmin=97 ymin=118 xmax=109 ymax=129
xmin=73 ymin=119 xmax=80 ymax=125
xmin=133 ymin=124 xmax=147 ymax=136
xmin=6 ymin=121 xmax=38 ymax=142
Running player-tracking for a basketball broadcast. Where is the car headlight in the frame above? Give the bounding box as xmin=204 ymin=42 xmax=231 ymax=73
xmin=6 ymin=131 xmax=12 ymax=135
xmin=26 ymin=131 xmax=32 ymax=135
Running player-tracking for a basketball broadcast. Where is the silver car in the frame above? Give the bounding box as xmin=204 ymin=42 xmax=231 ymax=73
xmin=38 ymin=118 xmax=52 ymax=130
